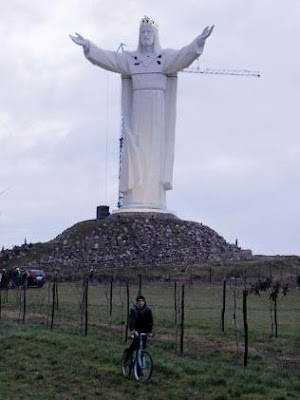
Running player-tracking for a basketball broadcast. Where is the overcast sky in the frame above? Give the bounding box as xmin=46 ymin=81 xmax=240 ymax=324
xmin=1 ymin=0 xmax=299 ymax=255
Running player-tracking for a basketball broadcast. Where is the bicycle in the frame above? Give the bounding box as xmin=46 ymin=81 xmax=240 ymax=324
xmin=122 ymin=333 xmax=153 ymax=382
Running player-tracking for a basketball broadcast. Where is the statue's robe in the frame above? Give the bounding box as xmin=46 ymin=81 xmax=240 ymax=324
xmin=84 ymin=38 xmax=204 ymax=210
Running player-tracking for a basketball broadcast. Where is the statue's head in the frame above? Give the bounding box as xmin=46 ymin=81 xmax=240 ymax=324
xmin=138 ymin=16 xmax=161 ymax=53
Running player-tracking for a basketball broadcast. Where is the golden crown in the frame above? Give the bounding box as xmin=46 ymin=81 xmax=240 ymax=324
xmin=141 ymin=16 xmax=158 ymax=29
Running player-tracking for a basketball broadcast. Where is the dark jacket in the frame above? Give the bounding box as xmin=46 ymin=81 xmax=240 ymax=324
xmin=129 ymin=303 xmax=153 ymax=333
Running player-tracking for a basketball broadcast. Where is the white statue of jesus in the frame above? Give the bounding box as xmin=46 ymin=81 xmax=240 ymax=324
xmin=70 ymin=17 xmax=213 ymax=212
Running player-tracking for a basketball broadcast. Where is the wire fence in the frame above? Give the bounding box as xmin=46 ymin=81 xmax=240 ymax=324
xmin=0 ymin=273 xmax=298 ymax=367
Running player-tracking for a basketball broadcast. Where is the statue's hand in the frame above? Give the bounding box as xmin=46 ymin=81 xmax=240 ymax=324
xmin=198 ymin=25 xmax=214 ymax=42
xmin=69 ymin=32 xmax=87 ymax=47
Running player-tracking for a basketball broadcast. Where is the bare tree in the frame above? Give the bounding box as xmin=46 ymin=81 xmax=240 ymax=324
xmin=250 ymin=278 xmax=288 ymax=337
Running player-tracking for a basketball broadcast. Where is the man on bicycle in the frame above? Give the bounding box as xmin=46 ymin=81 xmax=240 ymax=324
xmin=128 ymin=295 xmax=153 ymax=357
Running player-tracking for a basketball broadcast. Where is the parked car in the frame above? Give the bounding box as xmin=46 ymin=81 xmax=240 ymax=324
xmin=26 ymin=269 xmax=46 ymax=287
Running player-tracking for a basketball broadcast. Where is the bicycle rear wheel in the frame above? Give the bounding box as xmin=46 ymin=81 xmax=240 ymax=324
xmin=121 ymin=349 xmax=132 ymax=378
xmin=133 ymin=350 xmax=153 ymax=382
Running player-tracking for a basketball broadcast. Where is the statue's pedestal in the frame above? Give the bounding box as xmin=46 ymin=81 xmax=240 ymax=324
xmin=112 ymin=207 xmax=176 ymax=217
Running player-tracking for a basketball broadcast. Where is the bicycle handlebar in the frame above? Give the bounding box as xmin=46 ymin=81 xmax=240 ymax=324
xmin=130 ymin=332 xmax=152 ymax=338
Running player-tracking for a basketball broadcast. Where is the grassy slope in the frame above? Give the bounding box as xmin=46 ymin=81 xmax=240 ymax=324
xmin=0 ymin=322 xmax=299 ymax=400
xmin=0 ymin=283 xmax=299 ymax=400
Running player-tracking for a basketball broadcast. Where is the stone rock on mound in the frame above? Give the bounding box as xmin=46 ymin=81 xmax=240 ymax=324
xmin=39 ymin=212 xmax=252 ymax=270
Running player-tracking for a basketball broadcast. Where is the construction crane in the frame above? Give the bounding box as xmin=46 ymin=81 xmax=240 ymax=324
xmin=117 ymin=116 xmax=125 ymax=208
xmin=0 ymin=188 xmax=9 ymax=197
xmin=182 ymin=66 xmax=260 ymax=77
xmin=182 ymin=58 xmax=260 ymax=77
xmin=115 ymin=44 xmax=260 ymax=208
xmin=181 ymin=56 xmax=260 ymax=77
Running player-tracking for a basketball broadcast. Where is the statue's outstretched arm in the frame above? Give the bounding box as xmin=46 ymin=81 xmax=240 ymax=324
xmin=196 ymin=25 xmax=214 ymax=46
xmin=69 ymin=33 xmax=90 ymax=52
xmin=163 ymin=25 xmax=214 ymax=74
xmin=69 ymin=32 xmax=86 ymax=46
xmin=70 ymin=33 xmax=129 ymax=75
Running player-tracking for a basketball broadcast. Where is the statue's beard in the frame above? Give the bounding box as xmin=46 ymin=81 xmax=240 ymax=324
xmin=139 ymin=43 xmax=154 ymax=53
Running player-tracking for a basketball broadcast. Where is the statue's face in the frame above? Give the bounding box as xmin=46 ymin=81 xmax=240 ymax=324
xmin=140 ymin=25 xmax=154 ymax=46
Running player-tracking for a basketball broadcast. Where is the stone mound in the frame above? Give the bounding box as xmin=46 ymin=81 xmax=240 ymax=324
xmin=39 ymin=212 xmax=252 ymax=270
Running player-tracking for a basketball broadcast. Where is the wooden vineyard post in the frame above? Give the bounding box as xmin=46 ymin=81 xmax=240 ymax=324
xmin=174 ymin=281 xmax=177 ymax=325
xmin=50 ymin=278 xmax=56 ymax=330
xmin=180 ymin=284 xmax=185 ymax=353
xmin=109 ymin=276 xmax=113 ymax=317
xmin=244 ymin=269 xmax=247 ymax=285
xmin=22 ymin=285 xmax=26 ymax=324
xmin=84 ymin=278 xmax=89 ymax=336
xmin=243 ymin=289 xmax=248 ymax=367
xmin=125 ymin=282 xmax=130 ymax=343
xmin=46 ymin=281 xmax=51 ymax=327
xmin=55 ymin=276 xmax=59 ymax=310
xmin=274 ymin=295 xmax=278 ymax=338
xmin=221 ymin=279 xmax=227 ymax=332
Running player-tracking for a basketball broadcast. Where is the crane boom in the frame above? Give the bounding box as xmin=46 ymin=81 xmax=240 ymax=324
xmin=182 ymin=66 xmax=260 ymax=77
xmin=0 ymin=188 xmax=9 ymax=196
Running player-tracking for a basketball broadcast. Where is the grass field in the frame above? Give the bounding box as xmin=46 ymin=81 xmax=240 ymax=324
xmin=0 ymin=281 xmax=299 ymax=399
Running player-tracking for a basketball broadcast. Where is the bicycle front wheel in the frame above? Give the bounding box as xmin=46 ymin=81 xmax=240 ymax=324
xmin=133 ymin=350 xmax=153 ymax=382
xmin=121 ymin=349 xmax=132 ymax=378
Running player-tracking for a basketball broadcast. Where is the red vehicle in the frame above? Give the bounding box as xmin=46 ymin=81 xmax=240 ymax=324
xmin=26 ymin=269 xmax=46 ymax=287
